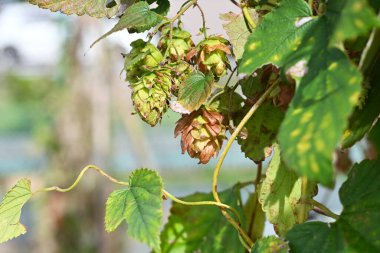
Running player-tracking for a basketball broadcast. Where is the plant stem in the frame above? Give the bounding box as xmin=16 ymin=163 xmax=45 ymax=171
xmin=212 ymin=82 xmax=279 ymax=249
xmin=33 ymin=165 xmax=128 ymax=194
xmin=195 ymin=3 xmax=207 ymax=39
xmin=311 ymin=200 xmax=340 ymax=220
xmin=230 ymin=0 xmax=240 ymax=7
xmin=299 ymin=176 xmax=309 ymax=221
xmin=226 ymin=66 xmax=238 ymax=88
xmin=33 ymin=164 xmax=244 ymax=224
xmin=212 ymin=82 xmax=278 ymax=204
xmin=242 ymin=5 xmax=256 ymax=29
xmin=164 ymin=0 xmax=197 ymax=59
xmin=255 ymin=162 xmax=262 ymax=188
xmin=170 ymin=0 xmax=197 ymax=23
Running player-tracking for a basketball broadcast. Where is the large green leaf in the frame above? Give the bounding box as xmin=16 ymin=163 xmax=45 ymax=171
xmin=328 ymin=0 xmax=380 ymax=44
xmin=238 ymin=101 xmax=285 ymax=162
xmin=239 ymin=0 xmax=313 ymax=74
xmin=91 ymin=1 xmax=161 ymax=47
xmin=159 ymin=187 xmax=245 ymax=253
xmin=286 ymin=159 xmax=380 ymax=252
xmin=251 ymin=236 xmax=289 ymax=253
xmin=259 ymin=144 xmax=316 ymax=237
xmin=105 ymin=168 xmax=163 ymax=253
xmin=0 ymin=178 xmax=32 ymax=243
xmin=240 ymin=0 xmax=364 ymax=185
xmin=177 ymin=71 xmax=214 ymax=112
xmin=220 ymin=9 xmax=259 ymax=60
xmin=29 ymin=0 xmax=119 ymax=18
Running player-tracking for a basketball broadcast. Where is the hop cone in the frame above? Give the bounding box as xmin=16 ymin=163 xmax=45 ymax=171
xmin=124 ymin=39 xmax=163 ymax=83
xmin=187 ymin=36 xmax=231 ymax=79
xmin=175 ymin=108 xmax=226 ymax=164
xmin=158 ymin=26 xmax=194 ymax=61
xmin=131 ymin=70 xmax=171 ymax=126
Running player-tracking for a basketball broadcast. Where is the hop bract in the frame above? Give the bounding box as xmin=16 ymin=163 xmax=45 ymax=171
xmin=130 ymin=70 xmax=171 ymax=126
xmin=124 ymin=39 xmax=163 ymax=83
xmin=187 ymin=36 xmax=231 ymax=79
xmin=158 ymin=26 xmax=194 ymax=61
xmin=175 ymin=108 xmax=226 ymax=164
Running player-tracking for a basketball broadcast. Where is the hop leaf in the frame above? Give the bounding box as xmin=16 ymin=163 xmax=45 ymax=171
xmin=0 ymin=179 xmax=32 ymax=243
xmin=105 ymin=169 xmax=163 ymax=253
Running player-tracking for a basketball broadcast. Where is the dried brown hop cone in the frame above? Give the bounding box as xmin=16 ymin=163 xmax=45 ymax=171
xmin=186 ymin=36 xmax=231 ymax=79
xmin=130 ymin=69 xmax=171 ymax=126
xmin=174 ymin=108 xmax=226 ymax=164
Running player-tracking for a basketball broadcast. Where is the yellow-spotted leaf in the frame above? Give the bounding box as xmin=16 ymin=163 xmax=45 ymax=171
xmin=240 ymin=0 xmax=364 ymax=185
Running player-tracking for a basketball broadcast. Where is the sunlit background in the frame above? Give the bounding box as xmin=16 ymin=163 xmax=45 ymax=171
xmin=0 ymin=1 xmax=366 ymax=252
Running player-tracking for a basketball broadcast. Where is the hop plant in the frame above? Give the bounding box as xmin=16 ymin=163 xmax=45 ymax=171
xmin=186 ymin=36 xmax=231 ymax=79
xmin=130 ymin=70 xmax=171 ymax=126
xmin=174 ymin=108 xmax=226 ymax=164
xmin=124 ymin=39 xmax=163 ymax=83
xmin=158 ymin=26 xmax=194 ymax=61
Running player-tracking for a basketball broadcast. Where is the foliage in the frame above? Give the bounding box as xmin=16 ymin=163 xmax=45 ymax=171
xmin=1 ymin=0 xmax=379 ymax=252
xmin=286 ymin=159 xmax=380 ymax=252
xmin=0 ymin=179 xmax=32 ymax=243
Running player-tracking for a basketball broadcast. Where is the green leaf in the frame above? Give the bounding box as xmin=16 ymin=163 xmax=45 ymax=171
xmin=177 ymin=71 xmax=214 ymax=112
xmin=251 ymin=236 xmax=289 ymax=253
xmin=259 ymin=144 xmax=316 ymax=237
xmin=0 ymin=178 xmax=32 ymax=243
xmin=159 ymin=187 xmax=245 ymax=253
xmin=328 ymin=0 xmax=380 ymax=44
xmin=238 ymin=101 xmax=285 ymax=162
xmin=28 ymin=0 xmax=119 ymax=18
xmin=286 ymin=159 xmax=380 ymax=252
xmin=239 ymin=0 xmax=313 ymax=74
xmin=220 ymin=9 xmax=259 ymax=60
xmin=279 ymin=47 xmax=362 ymax=185
xmin=240 ymin=0 xmax=363 ymax=185
xmin=91 ymin=2 xmax=161 ymax=47
xmin=105 ymin=169 xmax=163 ymax=253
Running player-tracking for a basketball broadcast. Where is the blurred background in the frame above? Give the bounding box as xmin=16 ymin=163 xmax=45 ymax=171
xmin=0 ymin=1 xmax=366 ymax=252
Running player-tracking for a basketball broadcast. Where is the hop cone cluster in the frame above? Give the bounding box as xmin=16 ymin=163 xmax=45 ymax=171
xmin=174 ymin=108 xmax=226 ymax=164
xmin=124 ymin=39 xmax=170 ymax=126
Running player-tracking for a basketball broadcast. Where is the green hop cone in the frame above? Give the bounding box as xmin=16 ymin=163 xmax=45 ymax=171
xmin=174 ymin=108 xmax=226 ymax=164
xmin=124 ymin=39 xmax=163 ymax=83
xmin=186 ymin=36 xmax=231 ymax=79
xmin=130 ymin=70 xmax=171 ymax=126
xmin=158 ymin=26 xmax=194 ymax=61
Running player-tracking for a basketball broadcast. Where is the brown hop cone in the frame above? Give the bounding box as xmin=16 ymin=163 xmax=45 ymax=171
xmin=174 ymin=108 xmax=226 ymax=164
